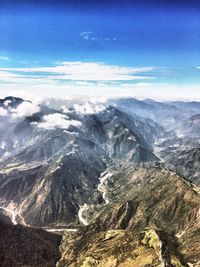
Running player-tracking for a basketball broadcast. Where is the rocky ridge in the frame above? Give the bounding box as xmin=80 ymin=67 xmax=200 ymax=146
xmin=0 ymin=97 xmax=200 ymax=266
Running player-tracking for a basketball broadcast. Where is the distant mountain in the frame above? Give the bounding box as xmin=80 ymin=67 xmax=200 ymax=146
xmin=187 ymin=113 xmax=200 ymax=124
xmin=0 ymin=96 xmax=24 ymax=109
xmin=0 ymin=101 xmax=161 ymax=227
xmin=183 ymin=114 xmax=200 ymax=137
xmin=154 ymin=113 xmax=200 ymax=183
xmin=168 ymin=100 xmax=200 ymax=114
xmin=158 ymin=143 xmax=200 ymax=184
xmin=0 ymin=96 xmax=200 ymax=266
xmin=109 ymin=97 xmax=200 ymax=129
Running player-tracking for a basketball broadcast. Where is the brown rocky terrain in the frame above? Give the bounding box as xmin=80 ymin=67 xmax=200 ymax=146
xmin=1 ymin=97 xmax=200 ymax=266
xmin=57 ymin=166 xmax=200 ymax=267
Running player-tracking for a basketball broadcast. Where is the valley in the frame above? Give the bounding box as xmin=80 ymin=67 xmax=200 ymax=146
xmin=0 ymin=96 xmax=200 ymax=266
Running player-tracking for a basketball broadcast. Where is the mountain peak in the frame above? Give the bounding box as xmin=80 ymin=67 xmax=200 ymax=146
xmin=0 ymin=96 xmax=25 ymax=109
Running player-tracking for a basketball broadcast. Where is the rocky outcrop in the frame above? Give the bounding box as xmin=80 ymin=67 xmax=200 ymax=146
xmin=57 ymin=166 xmax=200 ymax=267
xmin=0 ymin=102 xmax=160 ymax=227
xmin=1 ymin=97 xmax=200 ymax=266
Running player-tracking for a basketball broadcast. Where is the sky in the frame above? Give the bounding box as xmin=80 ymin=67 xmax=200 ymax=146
xmin=0 ymin=0 xmax=200 ymax=100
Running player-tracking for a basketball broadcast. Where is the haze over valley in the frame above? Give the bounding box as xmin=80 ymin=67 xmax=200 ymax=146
xmin=0 ymin=96 xmax=200 ymax=266
xmin=1 ymin=0 xmax=200 ymax=266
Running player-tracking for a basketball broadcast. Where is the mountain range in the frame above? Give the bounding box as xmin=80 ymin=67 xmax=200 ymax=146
xmin=0 ymin=96 xmax=200 ymax=267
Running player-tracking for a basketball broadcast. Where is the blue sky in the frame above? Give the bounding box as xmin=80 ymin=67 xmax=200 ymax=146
xmin=0 ymin=1 xmax=200 ymax=100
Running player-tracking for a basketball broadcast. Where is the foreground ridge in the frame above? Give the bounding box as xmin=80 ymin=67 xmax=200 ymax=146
xmin=57 ymin=166 xmax=200 ymax=267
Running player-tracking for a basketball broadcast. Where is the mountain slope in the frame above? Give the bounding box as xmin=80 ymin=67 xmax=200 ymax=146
xmin=1 ymin=96 xmax=200 ymax=266
xmin=0 ymin=219 xmax=61 ymax=267
xmin=58 ymin=165 xmax=200 ymax=267
xmin=0 ymin=99 xmax=161 ymax=227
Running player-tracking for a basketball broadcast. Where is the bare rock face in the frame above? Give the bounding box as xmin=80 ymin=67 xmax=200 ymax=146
xmin=57 ymin=167 xmax=200 ymax=267
xmin=0 ymin=102 xmax=160 ymax=227
xmin=1 ymin=97 xmax=200 ymax=266
xmin=184 ymin=114 xmax=200 ymax=136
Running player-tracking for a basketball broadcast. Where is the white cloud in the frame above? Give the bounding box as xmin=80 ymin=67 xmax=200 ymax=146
xmin=36 ymin=113 xmax=81 ymax=129
xmin=0 ymin=56 xmax=10 ymax=61
xmin=11 ymin=102 xmax=40 ymax=118
xmin=0 ymin=62 xmax=154 ymax=83
xmin=74 ymin=103 xmax=106 ymax=114
xmin=1 ymin=80 xmax=200 ymax=101
xmin=80 ymin=32 xmax=119 ymax=43
xmin=0 ymin=62 xmax=155 ymax=101
xmin=3 ymin=100 xmax=12 ymax=106
xmin=80 ymin=31 xmax=94 ymax=40
xmin=0 ymin=71 xmax=21 ymax=79
xmin=2 ymin=62 xmax=198 ymax=100
xmin=0 ymin=107 xmax=7 ymax=116
xmin=0 ymin=141 xmax=6 ymax=149
xmin=61 ymin=105 xmax=70 ymax=113
xmin=0 ymin=62 xmax=155 ymax=103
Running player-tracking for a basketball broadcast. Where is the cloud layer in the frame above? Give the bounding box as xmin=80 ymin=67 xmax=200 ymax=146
xmin=35 ymin=113 xmax=81 ymax=130
xmin=11 ymin=102 xmax=40 ymax=118
xmin=73 ymin=103 xmax=106 ymax=114
xmin=0 ymin=56 xmax=10 ymax=61
xmin=0 ymin=62 xmax=153 ymax=83
xmin=0 ymin=62 xmax=199 ymax=101
xmin=0 ymin=107 xmax=7 ymax=116
xmin=0 ymin=61 xmax=156 ymax=100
